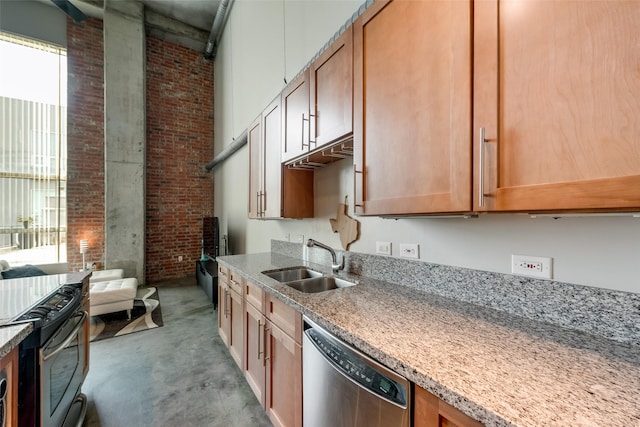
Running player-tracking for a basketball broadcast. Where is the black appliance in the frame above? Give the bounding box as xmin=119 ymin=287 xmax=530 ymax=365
xmin=202 ymin=216 xmax=219 ymax=259
xmin=197 ymin=217 xmax=219 ymax=307
xmin=0 ymin=275 xmax=88 ymax=427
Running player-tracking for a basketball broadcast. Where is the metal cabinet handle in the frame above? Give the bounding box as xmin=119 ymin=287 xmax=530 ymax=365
xmin=301 ymin=113 xmax=310 ymax=150
xmin=479 ymin=127 xmax=487 ymax=207
xmin=257 ymin=320 xmax=264 ymax=360
xmin=308 ymin=113 xmax=316 ymax=146
xmin=263 ymin=325 xmax=270 ymax=367
xmin=353 ymin=164 xmax=364 ymax=209
xmin=256 ymin=191 xmax=261 ymax=216
xmin=261 ymin=191 xmax=266 ymax=217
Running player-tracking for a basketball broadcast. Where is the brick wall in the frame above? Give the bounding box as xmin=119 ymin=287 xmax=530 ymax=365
xmin=145 ymin=36 xmax=214 ymax=282
xmin=66 ymin=19 xmax=215 ymax=282
xmin=67 ymin=17 xmax=105 ymax=272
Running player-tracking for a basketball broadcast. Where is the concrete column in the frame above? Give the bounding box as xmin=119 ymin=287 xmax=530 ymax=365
xmin=103 ymin=0 xmax=146 ymax=283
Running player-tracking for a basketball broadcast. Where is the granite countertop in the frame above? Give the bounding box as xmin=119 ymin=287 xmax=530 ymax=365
xmin=217 ymin=252 xmax=640 ymax=427
xmin=0 ymin=323 xmax=33 ymax=358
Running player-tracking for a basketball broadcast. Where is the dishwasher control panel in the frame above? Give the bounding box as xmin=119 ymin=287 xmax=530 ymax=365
xmin=306 ymin=327 xmax=407 ymax=406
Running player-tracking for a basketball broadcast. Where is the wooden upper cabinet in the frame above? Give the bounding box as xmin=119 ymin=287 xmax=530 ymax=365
xmin=353 ymin=0 xmax=473 ymax=216
xmin=474 ymin=1 xmax=640 ymax=212
xmin=248 ymin=115 xmax=262 ymax=219
xmin=310 ymin=27 xmax=353 ymax=149
xmin=282 ymin=70 xmax=311 ymax=163
xmin=262 ymin=98 xmax=284 ymax=218
xmin=249 ymin=97 xmax=314 ymax=219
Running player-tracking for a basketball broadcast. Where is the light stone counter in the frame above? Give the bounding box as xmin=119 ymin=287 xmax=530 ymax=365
xmin=217 ymin=251 xmax=640 ymax=427
xmin=0 ymin=323 xmax=32 ymax=358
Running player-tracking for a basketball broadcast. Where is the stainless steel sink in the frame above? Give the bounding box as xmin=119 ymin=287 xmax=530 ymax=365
xmin=284 ymin=276 xmax=356 ymax=293
xmin=262 ymin=266 xmax=323 ymax=283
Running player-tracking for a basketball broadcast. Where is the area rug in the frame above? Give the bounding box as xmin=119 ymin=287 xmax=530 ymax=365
xmin=90 ymin=287 xmax=164 ymax=342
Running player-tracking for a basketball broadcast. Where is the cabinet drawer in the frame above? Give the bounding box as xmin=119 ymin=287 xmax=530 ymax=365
xmin=218 ymin=265 xmax=229 ymax=283
xmin=245 ymin=280 xmax=264 ymax=312
xmin=266 ymin=294 xmax=302 ymax=344
xmin=229 ymin=270 xmax=243 ymax=294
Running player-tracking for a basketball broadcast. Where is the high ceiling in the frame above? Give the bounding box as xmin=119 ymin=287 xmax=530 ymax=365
xmin=52 ymin=0 xmax=225 ymax=53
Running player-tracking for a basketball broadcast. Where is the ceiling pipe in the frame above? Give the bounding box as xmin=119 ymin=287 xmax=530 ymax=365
xmin=204 ymin=0 xmax=233 ymax=60
xmin=204 ymin=129 xmax=247 ymax=172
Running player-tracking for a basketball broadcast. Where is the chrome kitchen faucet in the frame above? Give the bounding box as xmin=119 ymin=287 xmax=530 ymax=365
xmin=306 ymin=239 xmax=345 ymax=273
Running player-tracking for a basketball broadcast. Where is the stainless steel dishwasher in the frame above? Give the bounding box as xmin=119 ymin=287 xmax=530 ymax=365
xmin=303 ymin=317 xmax=411 ymax=427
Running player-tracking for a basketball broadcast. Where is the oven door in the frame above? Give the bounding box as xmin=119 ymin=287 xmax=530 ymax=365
xmin=40 ymin=308 xmax=87 ymax=427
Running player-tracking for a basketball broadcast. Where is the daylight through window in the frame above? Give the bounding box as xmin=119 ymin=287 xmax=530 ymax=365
xmin=0 ymin=31 xmax=67 ymax=265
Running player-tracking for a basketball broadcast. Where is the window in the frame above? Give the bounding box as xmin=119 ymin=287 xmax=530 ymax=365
xmin=0 ymin=31 xmax=67 ymax=265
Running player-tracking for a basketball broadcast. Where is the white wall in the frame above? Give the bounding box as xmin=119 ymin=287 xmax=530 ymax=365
xmin=213 ymin=0 xmax=640 ymax=294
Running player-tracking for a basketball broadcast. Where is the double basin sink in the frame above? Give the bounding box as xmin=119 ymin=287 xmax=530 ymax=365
xmin=261 ymin=266 xmax=356 ymax=293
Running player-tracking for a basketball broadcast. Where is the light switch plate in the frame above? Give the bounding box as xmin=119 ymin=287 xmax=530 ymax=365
xmin=376 ymin=241 xmax=391 ymax=255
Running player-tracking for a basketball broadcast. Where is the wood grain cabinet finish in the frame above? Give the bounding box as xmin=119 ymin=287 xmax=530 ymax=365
xmin=353 ymin=0 xmax=473 ymax=216
xmin=474 ymin=0 xmax=640 ymax=212
xmin=282 ymin=70 xmax=311 ymax=163
xmin=217 ymin=265 xmax=230 ymax=346
xmin=242 ymin=278 xmax=302 ymax=427
xmin=249 ymin=96 xmax=314 ymax=219
xmin=414 ymin=386 xmax=484 ymax=427
xmin=244 ymin=295 xmax=266 ymax=406
xmin=309 ymin=27 xmax=353 ymax=149
xmin=0 ymin=347 xmax=18 ymax=427
xmin=219 ymin=267 xmax=243 ymax=368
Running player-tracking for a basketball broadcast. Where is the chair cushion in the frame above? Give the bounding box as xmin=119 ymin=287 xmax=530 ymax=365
xmin=90 ymin=269 xmax=125 ymax=283
xmin=90 ymin=278 xmax=138 ymax=306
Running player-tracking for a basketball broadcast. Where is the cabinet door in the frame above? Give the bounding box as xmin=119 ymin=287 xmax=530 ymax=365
xmin=282 ymin=70 xmax=311 ymax=162
xmin=229 ymin=287 xmax=244 ymax=369
xmin=1 ymin=347 xmax=18 ymax=427
xmin=474 ymin=1 xmax=640 ymax=212
xmin=248 ymin=115 xmax=263 ymax=219
xmin=414 ymin=385 xmax=483 ymax=427
xmin=217 ymin=281 xmax=230 ymax=346
xmin=353 ymin=0 xmax=472 ymax=216
xmin=266 ymin=322 xmax=302 ymax=427
xmin=263 ymin=97 xmax=284 ymax=218
xmin=310 ymin=27 xmax=353 ymax=148
xmin=244 ymin=301 xmax=267 ymax=406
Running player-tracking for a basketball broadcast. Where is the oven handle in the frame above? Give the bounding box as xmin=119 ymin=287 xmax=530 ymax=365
xmin=43 ymin=310 xmax=88 ymax=362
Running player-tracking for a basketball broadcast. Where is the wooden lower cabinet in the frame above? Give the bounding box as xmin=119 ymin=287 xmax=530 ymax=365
xmin=218 ymin=265 xmax=244 ymax=371
xmin=0 ymin=346 xmax=18 ymax=427
xmin=242 ymin=278 xmax=302 ymax=427
xmin=228 ymin=286 xmax=244 ymax=369
xmin=244 ymin=301 xmax=266 ymax=405
xmin=217 ymin=280 xmax=230 ymax=346
xmin=414 ymin=386 xmax=483 ymax=427
xmin=265 ymin=322 xmax=302 ymax=427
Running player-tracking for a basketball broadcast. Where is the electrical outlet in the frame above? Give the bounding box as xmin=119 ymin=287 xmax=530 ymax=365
xmin=376 ymin=241 xmax=391 ymax=255
xmin=512 ymin=254 xmax=552 ymax=279
xmin=178 ymin=255 xmax=183 ymax=262
xmin=399 ymin=243 xmax=419 ymax=259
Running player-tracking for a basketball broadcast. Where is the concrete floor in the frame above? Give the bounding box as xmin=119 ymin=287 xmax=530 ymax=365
xmin=82 ymin=278 xmax=272 ymax=427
